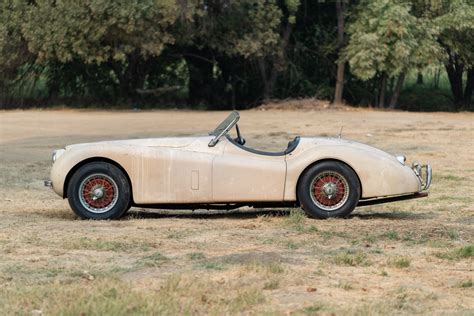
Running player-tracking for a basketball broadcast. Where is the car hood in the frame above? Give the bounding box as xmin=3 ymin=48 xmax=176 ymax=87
xmin=304 ymin=137 xmax=400 ymax=162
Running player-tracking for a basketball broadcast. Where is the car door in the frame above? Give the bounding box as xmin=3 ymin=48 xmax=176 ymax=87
xmin=212 ymin=137 xmax=286 ymax=202
xmin=132 ymin=136 xmax=224 ymax=204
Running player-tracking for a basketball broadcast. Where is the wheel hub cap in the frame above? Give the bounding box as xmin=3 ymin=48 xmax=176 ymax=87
xmin=92 ymin=187 xmax=104 ymax=200
xmin=322 ymin=182 xmax=337 ymax=198
xmin=79 ymin=174 xmax=119 ymax=214
xmin=310 ymin=171 xmax=350 ymax=211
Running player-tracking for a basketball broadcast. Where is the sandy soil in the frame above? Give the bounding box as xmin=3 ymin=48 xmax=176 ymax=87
xmin=0 ymin=108 xmax=473 ymax=315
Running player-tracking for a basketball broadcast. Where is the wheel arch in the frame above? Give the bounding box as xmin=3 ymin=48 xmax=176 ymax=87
xmin=295 ymin=158 xmax=362 ymax=204
xmin=63 ymin=157 xmax=133 ymax=203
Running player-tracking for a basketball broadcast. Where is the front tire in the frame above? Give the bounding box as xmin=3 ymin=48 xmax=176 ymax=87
xmin=297 ymin=161 xmax=360 ymax=219
xmin=67 ymin=162 xmax=131 ymax=220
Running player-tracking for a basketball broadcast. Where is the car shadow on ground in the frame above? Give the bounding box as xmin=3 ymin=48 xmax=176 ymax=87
xmin=124 ymin=208 xmax=292 ymax=220
xmin=123 ymin=208 xmax=435 ymax=221
xmin=349 ymin=210 xmax=437 ymax=220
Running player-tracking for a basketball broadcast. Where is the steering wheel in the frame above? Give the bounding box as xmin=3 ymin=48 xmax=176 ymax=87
xmin=235 ymin=124 xmax=246 ymax=145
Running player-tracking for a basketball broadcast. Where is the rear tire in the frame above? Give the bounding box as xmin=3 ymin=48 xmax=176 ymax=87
xmin=67 ymin=162 xmax=131 ymax=220
xmin=297 ymin=161 xmax=360 ymax=219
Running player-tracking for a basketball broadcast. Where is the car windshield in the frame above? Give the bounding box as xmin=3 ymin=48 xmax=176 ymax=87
xmin=208 ymin=111 xmax=240 ymax=147
xmin=209 ymin=111 xmax=240 ymax=136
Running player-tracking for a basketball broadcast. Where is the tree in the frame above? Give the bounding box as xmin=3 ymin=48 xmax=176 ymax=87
xmin=0 ymin=1 xmax=35 ymax=101
xmin=20 ymin=0 xmax=179 ymax=99
xmin=175 ymin=0 xmax=283 ymax=107
xmin=333 ymin=0 xmax=346 ymax=105
xmin=343 ymin=0 xmax=441 ymax=108
xmin=427 ymin=0 xmax=474 ymax=110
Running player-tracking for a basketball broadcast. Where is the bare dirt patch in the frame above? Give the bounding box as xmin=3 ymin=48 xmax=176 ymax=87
xmin=0 ymin=108 xmax=473 ymax=315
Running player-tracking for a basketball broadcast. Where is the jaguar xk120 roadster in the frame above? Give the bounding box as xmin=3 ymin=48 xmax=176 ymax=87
xmin=46 ymin=111 xmax=431 ymax=219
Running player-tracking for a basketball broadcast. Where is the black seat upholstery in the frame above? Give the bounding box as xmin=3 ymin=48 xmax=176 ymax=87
xmin=226 ymin=135 xmax=300 ymax=156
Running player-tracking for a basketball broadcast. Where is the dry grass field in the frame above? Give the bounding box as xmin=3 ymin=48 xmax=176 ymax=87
xmin=0 ymin=108 xmax=473 ymax=315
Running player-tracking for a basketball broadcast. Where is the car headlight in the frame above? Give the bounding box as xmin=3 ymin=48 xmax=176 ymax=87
xmin=396 ymin=155 xmax=406 ymax=165
xmin=52 ymin=149 xmax=65 ymax=163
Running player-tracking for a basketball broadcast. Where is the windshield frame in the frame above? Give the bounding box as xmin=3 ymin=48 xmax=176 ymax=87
xmin=208 ymin=111 xmax=240 ymax=147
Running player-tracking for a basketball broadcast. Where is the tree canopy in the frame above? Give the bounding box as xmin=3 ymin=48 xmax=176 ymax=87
xmin=0 ymin=0 xmax=472 ymax=110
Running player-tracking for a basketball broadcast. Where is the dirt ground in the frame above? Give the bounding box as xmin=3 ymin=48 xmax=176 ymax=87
xmin=0 ymin=108 xmax=473 ymax=315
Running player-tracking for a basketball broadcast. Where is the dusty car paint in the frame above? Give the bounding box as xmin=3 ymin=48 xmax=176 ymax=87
xmin=50 ymin=135 xmax=423 ymax=205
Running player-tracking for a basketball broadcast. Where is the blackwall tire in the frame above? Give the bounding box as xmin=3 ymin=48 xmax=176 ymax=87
xmin=67 ymin=162 xmax=131 ymax=220
xmin=297 ymin=161 xmax=360 ymax=219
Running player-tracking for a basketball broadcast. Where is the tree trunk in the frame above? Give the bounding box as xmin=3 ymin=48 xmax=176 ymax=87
xmin=378 ymin=73 xmax=387 ymax=108
xmin=333 ymin=0 xmax=345 ymax=106
xmin=444 ymin=49 xmax=464 ymax=111
xmin=184 ymin=50 xmax=215 ymax=107
xmin=112 ymin=52 xmax=147 ymax=101
xmin=463 ymin=68 xmax=474 ymax=110
xmin=257 ymin=58 xmax=272 ymax=100
xmin=389 ymin=72 xmax=406 ymax=109
xmin=416 ymin=72 xmax=423 ymax=85
xmin=433 ymin=67 xmax=441 ymax=89
xmin=257 ymin=16 xmax=293 ymax=101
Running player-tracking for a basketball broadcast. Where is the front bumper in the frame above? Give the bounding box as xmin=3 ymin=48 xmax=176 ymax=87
xmin=413 ymin=163 xmax=432 ymax=191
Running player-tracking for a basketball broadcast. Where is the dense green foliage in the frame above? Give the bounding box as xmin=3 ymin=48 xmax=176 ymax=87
xmin=0 ymin=0 xmax=472 ymax=110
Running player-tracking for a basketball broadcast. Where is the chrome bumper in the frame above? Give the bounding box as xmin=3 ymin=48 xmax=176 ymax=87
xmin=412 ymin=163 xmax=432 ymax=191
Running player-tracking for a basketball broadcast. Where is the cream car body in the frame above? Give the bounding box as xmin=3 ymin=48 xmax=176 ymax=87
xmin=47 ymin=111 xmax=431 ymax=219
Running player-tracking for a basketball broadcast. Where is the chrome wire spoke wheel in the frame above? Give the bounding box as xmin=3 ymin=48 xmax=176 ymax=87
xmin=78 ymin=173 xmax=119 ymax=214
xmin=309 ymin=171 xmax=350 ymax=211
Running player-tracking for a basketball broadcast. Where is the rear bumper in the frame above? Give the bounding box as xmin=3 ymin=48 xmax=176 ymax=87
xmin=358 ymin=192 xmax=428 ymax=207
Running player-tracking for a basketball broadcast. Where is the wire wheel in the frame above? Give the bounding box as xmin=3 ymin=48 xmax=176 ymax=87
xmin=78 ymin=173 xmax=119 ymax=214
xmin=310 ymin=171 xmax=350 ymax=211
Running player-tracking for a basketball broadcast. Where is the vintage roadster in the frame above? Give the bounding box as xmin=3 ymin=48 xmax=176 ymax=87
xmin=46 ymin=111 xmax=431 ymax=219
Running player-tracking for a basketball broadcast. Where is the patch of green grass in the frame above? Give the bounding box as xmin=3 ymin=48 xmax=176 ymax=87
xmin=263 ymin=279 xmax=280 ymax=290
xmin=0 ymin=279 xmax=179 ymax=315
xmin=332 ymin=250 xmax=371 ymax=267
xmin=319 ymin=230 xmax=348 ymax=241
xmin=138 ymin=252 xmax=168 ymax=267
xmin=435 ymin=174 xmax=466 ymax=182
xmin=200 ymin=261 xmax=227 ymax=270
xmin=389 ymin=257 xmax=411 ymax=269
xmin=447 ymin=230 xmax=460 ymax=240
xmin=427 ymin=240 xmax=451 ymax=248
xmin=166 ymin=230 xmax=187 ymax=240
xmin=457 ymin=279 xmax=473 ymax=288
xmin=370 ymin=248 xmax=384 ymax=254
xmin=1 ymin=265 xmax=76 ymax=284
xmin=337 ymin=281 xmax=353 ymax=290
xmin=244 ymin=261 xmax=284 ymax=275
xmin=435 ymin=244 xmax=473 ymax=260
xmin=286 ymin=241 xmax=299 ymax=250
xmin=306 ymin=225 xmax=319 ymax=233
xmin=64 ymin=237 xmax=155 ymax=252
xmin=384 ymin=230 xmax=399 ymax=240
xmin=364 ymin=234 xmax=377 ymax=244
xmin=435 ymin=195 xmax=472 ymax=203
xmin=187 ymin=252 xmax=206 ymax=260
xmin=284 ymin=208 xmax=307 ymax=232
xmin=230 ymin=288 xmax=265 ymax=311
xmin=302 ymin=303 xmax=325 ymax=314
